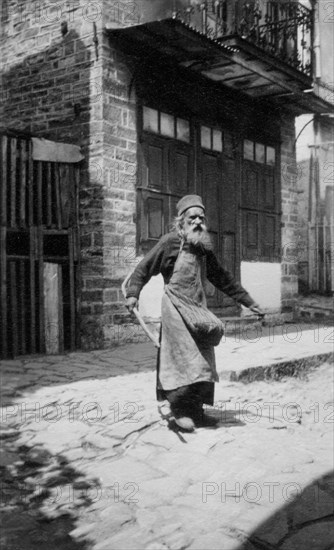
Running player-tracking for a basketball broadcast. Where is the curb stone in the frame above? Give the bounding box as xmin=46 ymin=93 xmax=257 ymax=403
xmin=222 ymin=352 xmax=334 ymax=383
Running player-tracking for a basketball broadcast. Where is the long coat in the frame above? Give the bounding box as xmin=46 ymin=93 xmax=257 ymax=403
xmin=126 ymin=231 xmax=255 ymax=401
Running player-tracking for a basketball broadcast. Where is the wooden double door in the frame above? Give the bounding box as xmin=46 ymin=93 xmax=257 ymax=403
xmin=138 ymin=133 xmax=239 ymax=315
xmin=0 ymin=135 xmax=80 ymax=358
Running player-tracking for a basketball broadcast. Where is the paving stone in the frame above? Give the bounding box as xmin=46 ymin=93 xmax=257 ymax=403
xmin=285 ymin=486 xmax=334 ymax=525
xmin=82 ymin=433 xmax=117 ymax=451
xmin=145 ymin=542 xmax=169 ymax=550
xmin=135 ymin=508 xmax=168 ymax=531
xmin=280 ymin=522 xmax=334 ymax=550
xmin=139 ymin=426 xmax=181 ymax=449
xmin=69 ymin=522 xmax=97 ymax=541
xmin=187 ymin=530 xmax=246 ymax=550
xmin=251 ymin=511 xmax=290 ymax=546
xmin=24 ymin=447 xmax=53 ymax=466
xmin=157 ymin=527 xmax=193 ymax=550
xmin=136 ymin=477 xmax=189 ymax=506
xmin=83 ymin=456 xmax=164 ymax=488
xmin=93 ymin=524 xmax=153 ymax=550
xmin=27 ymin=421 xmax=89 ymax=453
xmin=105 ymin=419 xmax=157 ymax=440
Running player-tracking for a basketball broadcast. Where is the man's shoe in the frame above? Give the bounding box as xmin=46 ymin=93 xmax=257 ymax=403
xmin=193 ymin=407 xmax=220 ymax=428
xmin=174 ymin=416 xmax=195 ymax=432
xmin=199 ymin=413 xmax=220 ymax=427
xmin=158 ymin=400 xmax=172 ymax=420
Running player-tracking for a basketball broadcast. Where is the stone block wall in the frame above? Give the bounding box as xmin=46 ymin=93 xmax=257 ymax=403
xmin=280 ymin=114 xmax=300 ymax=313
xmin=0 ymin=0 xmax=140 ymax=349
xmin=81 ymin=13 xmax=140 ymax=349
xmin=295 ymin=159 xmax=310 ymax=293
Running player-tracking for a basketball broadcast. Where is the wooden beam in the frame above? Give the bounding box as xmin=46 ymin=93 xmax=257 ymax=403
xmin=47 ymin=162 xmax=52 ymax=228
xmin=37 ymin=162 xmax=43 ymax=226
xmin=29 ymin=226 xmax=36 ymax=354
xmin=59 ymin=164 xmax=70 ymax=228
xmin=28 ymin=141 xmax=34 ymax=226
xmin=20 ymin=140 xmax=27 ymax=227
xmin=58 ymin=264 xmax=64 ymax=353
xmin=44 ymin=262 xmax=63 ymax=354
xmin=69 ymin=229 xmax=76 ymax=350
xmin=1 ymin=136 xmax=8 ymax=227
xmin=32 ymin=138 xmax=84 ymax=163
xmin=19 ymin=260 xmax=26 ymax=354
xmin=10 ymin=138 xmax=17 ymax=228
xmin=74 ymin=165 xmax=80 ymax=262
xmin=0 ymin=227 xmax=7 ymax=358
xmin=55 ymin=163 xmax=62 ymax=229
xmin=10 ymin=261 xmax=18 ymax=356
xmin=38 ymin=230 xmax=45 ymax=353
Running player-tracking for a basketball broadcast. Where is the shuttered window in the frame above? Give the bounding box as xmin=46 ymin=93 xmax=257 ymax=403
xmin=138 ymin=106 xmax=194 ymax=252
xmin=241 ymin=140 xmax=280 ymax=262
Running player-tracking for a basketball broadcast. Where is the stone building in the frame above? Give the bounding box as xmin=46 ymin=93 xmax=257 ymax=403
xmin=295 ymin=0 xmax=334 ymax=295
xmin=0 ymin=0 xmax=332 ymax=357
xmin=295 ymin=114 xmax=334 ymax=294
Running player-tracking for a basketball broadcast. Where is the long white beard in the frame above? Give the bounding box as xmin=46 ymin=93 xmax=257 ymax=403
xmin=185 ymin=224 xmax=213 ymax=252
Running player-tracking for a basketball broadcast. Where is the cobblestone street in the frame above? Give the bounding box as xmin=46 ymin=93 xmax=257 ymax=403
xmin=1 ymin=326 xmax=333 ymax=549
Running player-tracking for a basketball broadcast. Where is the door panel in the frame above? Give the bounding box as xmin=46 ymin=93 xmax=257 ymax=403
xmin=138 ymin=135 xmax=194 ymax=251
xmin=201 ymin=152 xmax=238 ymax=314
xmin=147 ymin=145 xmax=163 ymax=189
xmin=171 ymin=141 xmax=194 ymax=196
xmin=241 ymin=157 xmax=279 ymax=261
xmin=141 ymin=137 xmax=168 ymax=191
xmin=201 ymin=154 xmax=223 ymax=309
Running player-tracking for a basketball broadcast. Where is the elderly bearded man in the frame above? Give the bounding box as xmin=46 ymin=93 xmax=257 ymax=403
xmin=125 ymin=195 xmax=263 ymax=431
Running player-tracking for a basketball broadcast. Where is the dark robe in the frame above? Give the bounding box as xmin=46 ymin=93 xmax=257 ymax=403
xmin=126 ymin=231 xmax=255 ymax=406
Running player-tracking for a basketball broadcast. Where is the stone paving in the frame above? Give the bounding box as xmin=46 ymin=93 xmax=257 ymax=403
xmin=0 ymin=325 xmax=333 ymax=550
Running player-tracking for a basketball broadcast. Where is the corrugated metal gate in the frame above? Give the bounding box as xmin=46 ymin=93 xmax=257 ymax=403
xmin=0 ymin=134 xmax=81 ymax=358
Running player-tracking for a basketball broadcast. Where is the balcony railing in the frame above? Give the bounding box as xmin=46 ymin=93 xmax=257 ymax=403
xmin=172 ymin=1 xmax=313 ymax=77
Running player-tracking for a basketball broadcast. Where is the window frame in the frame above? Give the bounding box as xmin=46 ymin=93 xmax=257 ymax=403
xmin=142 ymin=106 xmax=191 ymax=144
xmin=241 ymin=139 xmax=281 ymax=262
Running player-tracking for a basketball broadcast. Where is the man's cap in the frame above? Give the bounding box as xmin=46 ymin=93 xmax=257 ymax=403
xmin=177 ymin=195 xmax=205 ymax=216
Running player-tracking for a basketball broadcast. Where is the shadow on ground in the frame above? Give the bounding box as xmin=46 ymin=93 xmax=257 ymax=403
xmin=0 ymin=433 xmax=94 ymax=550
xmin=236 ymin=471 xmax=334 ymax=550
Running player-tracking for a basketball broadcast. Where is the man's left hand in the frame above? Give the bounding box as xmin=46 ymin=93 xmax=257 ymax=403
xmin=249 ymin=304 xmax=265 ymax=317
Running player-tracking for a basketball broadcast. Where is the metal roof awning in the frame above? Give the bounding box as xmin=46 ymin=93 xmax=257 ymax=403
xmin=106 ymin=18 xmax=333 ymax=115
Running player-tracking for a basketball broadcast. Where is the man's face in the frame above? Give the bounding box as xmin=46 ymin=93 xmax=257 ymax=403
xmin=183 ymin=207 xmax=206 ymax=232
xmin=183 ymin=207 xmax=212 ymax=250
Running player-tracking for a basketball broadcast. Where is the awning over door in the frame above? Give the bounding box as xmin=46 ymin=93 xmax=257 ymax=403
xmin=106 ymin=18 xmax=332 ymax=115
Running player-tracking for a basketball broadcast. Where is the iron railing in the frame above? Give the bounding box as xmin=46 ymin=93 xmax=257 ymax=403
xmin=173 ymin=1 xmax=313 ymax=77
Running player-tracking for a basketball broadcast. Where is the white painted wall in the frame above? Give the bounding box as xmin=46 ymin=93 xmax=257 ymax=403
xmin=138 ymin=274 xmax=164 ymax=318
xmin=241 ymin=262 xmax=281 ymax=312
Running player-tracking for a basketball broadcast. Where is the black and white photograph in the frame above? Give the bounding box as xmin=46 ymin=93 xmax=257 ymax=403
xmin=0 ymin=1 xmax=333 ymax=548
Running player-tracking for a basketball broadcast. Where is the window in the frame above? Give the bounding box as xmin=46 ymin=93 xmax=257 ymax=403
xmin=266 ymin=146 xmax=276 ymax=165
xmin=243 ymin=140 xmax=254 ymax=161
xmin=255 ymin=142 xmax=265 ymax=164
xmin=143 ymin=107 xmax=158 ymax=133
xmin=241 ymin=140 xmax=280 ymax=261
xmin=201 ymin=126 xmax=223 ymax=152
xmin=243 ymin=140 xmax=276 ymax=165
xmin=160 ymin=112 xmax=174 ymax=138
xmin=143 ymin=106 xmax=190 ymax=143
xmin=177 ymin=118 xmax=190 ymax=143
xmin=139 ymin=107 xmax=194 ymax=251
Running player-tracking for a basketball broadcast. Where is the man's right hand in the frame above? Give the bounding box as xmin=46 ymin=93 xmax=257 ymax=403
xmin=126 ymin=297 xmax=138 ymax=312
